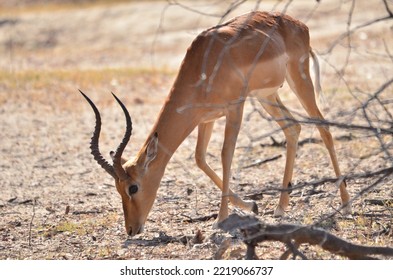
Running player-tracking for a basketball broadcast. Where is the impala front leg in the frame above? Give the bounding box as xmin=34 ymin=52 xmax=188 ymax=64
xmin=196 ymin=122 xmax=258 ymax=214
xmin=216 ymin=105 xmax=244 ymax=225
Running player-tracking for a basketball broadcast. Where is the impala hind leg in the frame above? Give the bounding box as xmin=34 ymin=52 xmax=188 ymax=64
xmin=286 ymin=58 xmax=352 ymax=214
xmin=195 ymin=122 xmax=258 ymax=215
xmin=258 ymin=94 xmax=301 ymax=217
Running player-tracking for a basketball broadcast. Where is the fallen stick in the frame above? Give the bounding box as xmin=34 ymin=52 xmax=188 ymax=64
xmin=243 ymin=154 xmax=282 ymax=169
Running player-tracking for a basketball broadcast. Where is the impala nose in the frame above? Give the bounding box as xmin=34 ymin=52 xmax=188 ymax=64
xmin=127 ymin=225 xmax=144 ymax=236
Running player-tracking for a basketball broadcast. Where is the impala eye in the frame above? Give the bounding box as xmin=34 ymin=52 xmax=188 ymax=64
xmin=128 ymin=184 xmax=138 ymax=195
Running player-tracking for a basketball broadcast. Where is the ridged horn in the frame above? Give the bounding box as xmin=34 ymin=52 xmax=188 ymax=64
xmin=79 ymin=90 xmax=117 ymax=179
xmin=111 ymin=92 xmax=132 ymax=181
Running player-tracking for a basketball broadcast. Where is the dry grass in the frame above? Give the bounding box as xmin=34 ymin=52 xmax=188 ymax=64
xmin=0 ymin=0 xmax=139 ymax=15
xmin=0 ymin=67 xmax=174 ymax=109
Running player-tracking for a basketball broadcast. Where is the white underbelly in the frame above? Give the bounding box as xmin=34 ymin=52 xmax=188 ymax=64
xmin=249 ymin=86 xmax=281 ymax=99
xmin=200 ymin=109 xmax=226 ymax=123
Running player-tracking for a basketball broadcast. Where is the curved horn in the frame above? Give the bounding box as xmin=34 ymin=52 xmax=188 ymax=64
xmin=111 ymin=92 xmax=132 ymax=180
xmin=79 ymin=90 xmax=117 ymax=179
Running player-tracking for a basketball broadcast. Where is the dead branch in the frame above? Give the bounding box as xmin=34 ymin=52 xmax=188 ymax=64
xmin=182 ymin=213 xmax=218 ymax=223
xmin=259 ymin=135 xmax=352 ymax=149
xmin=259 ymin=136 xmax=286 ymax=147
xmin=298 ymin=116 xmax=393 ymax=135
xmin=219 ymin=213 xmax=393 ymax=260
xmin=243 ymin=154 xmax=282 ymax=169
xmin=364 ymin=198 xmax=393 ymax=207
xmin=244 ymin=166 xmax=393 ymax=200
xmin=72 ymin=209 xmax=102 ymax=215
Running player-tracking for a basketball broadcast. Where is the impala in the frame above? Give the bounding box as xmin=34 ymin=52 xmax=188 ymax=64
xmin=81 ymin=11 xmax=351 ymax=236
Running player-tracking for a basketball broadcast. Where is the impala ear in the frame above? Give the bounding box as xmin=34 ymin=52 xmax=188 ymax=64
xmin=110 ymin=151 xmax=127 ymax=165
xmin=144 ymin=132 xmax=158 ymax=168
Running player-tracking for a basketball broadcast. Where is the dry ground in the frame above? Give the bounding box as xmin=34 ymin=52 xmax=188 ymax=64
xmin=0 ymin=0 xmax=392 ymax=259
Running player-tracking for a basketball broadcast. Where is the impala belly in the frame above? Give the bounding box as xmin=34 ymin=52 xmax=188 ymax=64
xmin=250 ymin=85 xmax=281 ymax=99
xmin=200 ymin=109 xmax=226 ymax=123
xmin=248 ymin=53 xmax=288 ymax=98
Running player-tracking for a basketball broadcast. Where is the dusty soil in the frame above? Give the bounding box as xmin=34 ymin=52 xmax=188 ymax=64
xmin=0 ymin=0 xmax=392 ymax=259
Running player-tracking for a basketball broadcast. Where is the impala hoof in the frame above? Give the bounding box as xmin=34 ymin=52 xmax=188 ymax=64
xmin=342 ymin=202 xmax=352 ymax=216
xmin=251 ymin=202 xmax=258 ymax=215
xmin=273 ymin=205 xmax=285 ymax=217
xmin=212 ymin=218 xmax=225 ymax=230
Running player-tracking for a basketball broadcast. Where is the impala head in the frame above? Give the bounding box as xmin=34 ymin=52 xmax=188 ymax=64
xmin=80 ymin=90 xmax=159 ymax=237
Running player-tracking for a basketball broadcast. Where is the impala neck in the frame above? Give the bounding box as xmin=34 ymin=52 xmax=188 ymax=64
xmin=137 ymin=86 xmax=201 ymax=179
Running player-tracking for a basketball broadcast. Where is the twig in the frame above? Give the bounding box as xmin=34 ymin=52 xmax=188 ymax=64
xmin=243 ymin=154 xmax=282 ymax=169
xmin=244 ymin=166 xmax=393 ymax=199
xmin=0 ymin=212 xmax=21 ymax=216
xmin=323 ymin=14 xmax=393 ymax=55
xmin=364 ymin=199 xmax=393 ymax=207
xmin=182 ymin=213 xmax=218 ymax=223
xmin=298 ymin=116 xmax=393 ymax=135
xmin=28 ymin=198 xmax=37 ymax=247
xmin=259 ymin=136 xmax=286 ymax=147
xmin=383 ymin=0 xmax=393 ymax=17
xmin=72 ymin=209 xmax=102 ymax=215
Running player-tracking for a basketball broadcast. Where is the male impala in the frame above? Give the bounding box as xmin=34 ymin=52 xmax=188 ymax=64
xmin=81 ymin=11 xmax=351 ymax=236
